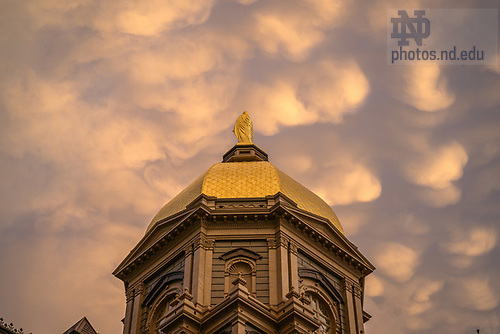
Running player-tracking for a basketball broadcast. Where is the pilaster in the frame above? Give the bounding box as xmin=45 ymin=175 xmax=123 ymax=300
xmin=288 ymin=242 xmax=299 ymax=292
xmin=267 ymin=237 xmax=279 ymax=306
xmin=122 ymin=288 xmax=135 ymax=334
xmin=203 ymin=237 xmax=215 ymax=307
xmin=353 ymin=282 xmax=365 ymax=334
xmin=128 ymin=283 xmax=145 ymax=334
xmin=277 ymin=238 xmax=290 ymax=302
xmin=183 ymin=246 xmax=194 ymax=294
xmin=191 ymin=235 xmax=214 ymax=308
xmin=343 ymin=278 xmax=357 ymax=334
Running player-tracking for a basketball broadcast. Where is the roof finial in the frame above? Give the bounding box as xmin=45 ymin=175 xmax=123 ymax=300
xmin=232 ymin=111 xmax=253 ymax=143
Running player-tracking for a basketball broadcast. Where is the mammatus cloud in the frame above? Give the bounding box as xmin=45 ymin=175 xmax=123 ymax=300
xmin=271 ymin=146 xmax=380 ymax=208
xmin=1 ymin=0 xmax=499 ymax=334
xmin=407 ymin=279 xmax=444 ymax=316
xmin=402 ymin=141 xmax=468 ymax=207
xmin=456 ymin=277 xmax=499 ymax=311
xmin=312 ymin=161 xmax=381 ymax=205
xmin=375 ymin=243 xmax=419 ymax=283
xmin=442 ymin=226 xmax=497 ymax=257
xmin=365 ymin=274 xmax=384 ymax=297
xmin=25 ymin=0 xmax=213 ymax=34
xmin=403 ymin=64 xmax=455 ymax=112
xmin=251 ymin=0 xmax=343 ymax=61
xmin=245 ymin=60 xmax=370 ymax=135
xmin=113 ymin=0 xmax=213 ymax=35
xmin=404 ymin=141 xmax=468 ymax=190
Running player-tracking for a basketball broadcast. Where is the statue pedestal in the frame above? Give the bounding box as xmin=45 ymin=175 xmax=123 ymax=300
xmin=222 ymin=143 xmax=268 ymax=162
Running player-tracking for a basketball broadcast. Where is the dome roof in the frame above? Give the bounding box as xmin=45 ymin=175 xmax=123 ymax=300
xmin=147 ymin=157 xmax=343 ymax=234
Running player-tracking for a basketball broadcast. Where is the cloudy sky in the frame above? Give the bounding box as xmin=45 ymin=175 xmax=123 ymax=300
xmin=0 ymin=0 xmax=499 ymax=333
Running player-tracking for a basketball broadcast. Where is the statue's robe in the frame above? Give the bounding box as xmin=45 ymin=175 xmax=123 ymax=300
xmin=233 ymin=111 xmax=253 ymax=143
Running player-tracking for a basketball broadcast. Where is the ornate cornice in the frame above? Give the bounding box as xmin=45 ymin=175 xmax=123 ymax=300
xmin=0 ymin=318 xmax=28 ymax=334
xmin=282 ymin=210 xmax=374 ymax=276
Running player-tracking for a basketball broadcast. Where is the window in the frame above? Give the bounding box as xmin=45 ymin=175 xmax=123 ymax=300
xmin=298 ymin=268 xmax=342 ymax=333
xmin=224 ymin=259 xmax=256 ymax=295
xmin=153 ymin=294 xmax=177 ymax=329
xmin=220 ymin=248 xmax=261 ymax=297
xmin=146 ymin=286 xmax=182 ymax=334
xmin=308 ymin=293 xmax=332 ymax=334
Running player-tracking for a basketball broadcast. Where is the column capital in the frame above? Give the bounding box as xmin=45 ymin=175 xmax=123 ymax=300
xmin=352 ymin=282 xmax=363 ymax=298
xmin=267 ymin=234 xmax=290 ymax=249
xmin=267 ymin=237 xmax=279 ymax=249
xmin=343 ymin=277 xmax=355 ymax=293
xmin=193 ymin=234 xmax=215 ymax=250
xmin=125 ymin=288 xmax=135 ymax=302
xmin=201 ymin=236 xmax=215 ymax=250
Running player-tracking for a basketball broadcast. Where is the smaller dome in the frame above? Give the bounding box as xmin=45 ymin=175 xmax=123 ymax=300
xmin=147 ymin=158 xmax=343 ymax=234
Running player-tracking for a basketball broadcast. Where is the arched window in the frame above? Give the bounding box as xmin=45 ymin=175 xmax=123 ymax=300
xmin=143 ymin=271 xmax=184 ymax=334
xmin=148 ymin=291 xmax=179 ymax=333
xmin=308 ymin=293 xmax=332 ymax=334
xmin=224 ymin=258 xmax=256 ymax=295
xmin=220 ymin=248 xmax=261 ymax=297
xmin=298 ymin=268 xmax=343 ymax=333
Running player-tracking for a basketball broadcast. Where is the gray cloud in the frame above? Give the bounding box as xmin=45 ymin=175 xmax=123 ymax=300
xmin=0 ymin=0 xmax=499 ymax=333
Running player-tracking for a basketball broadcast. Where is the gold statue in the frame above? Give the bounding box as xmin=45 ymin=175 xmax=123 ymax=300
xmin=233 ymin=111 xmax=253 ymax=143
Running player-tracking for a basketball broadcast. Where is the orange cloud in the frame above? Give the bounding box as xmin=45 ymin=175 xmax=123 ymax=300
xmin=402 ymin=141 xmax=468 ymax=207
xmin=251 ymin=0 xmax=343 ymax=61
xmin=442 ymin=227 xmax=497 ymax=257
xmin=403 ymin=65 xmax=455 ymax=112
xmin=375 ymin=243 xmax=419 ymax=282
xmin=457 ymin=277 xmax=498 ymax=311
xmin=313 ymin=162 xmax=381 ymax=205
xmin=243 ymin=60 xmax=370 ymax=135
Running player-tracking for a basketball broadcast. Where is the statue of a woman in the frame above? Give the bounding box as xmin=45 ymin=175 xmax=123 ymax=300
xmin=233 ymin=111 xmax=253 ymax=143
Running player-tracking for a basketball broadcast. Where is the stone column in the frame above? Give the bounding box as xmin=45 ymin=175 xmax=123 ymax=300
xmin=183 ymin=246 xmax=194 ymax=294
xmin=191 ymin=238 xmax=206 ymax=306
xmin=203 ymin=238 xmax=215 ymax=307
xmin=288 ymin=242 xmax=299 ymax=292
xmin=353 ymin=282 xmax=365 ymax=334
xmin=191 ymin=235 xmax=214 ymax=308
xmin=129 ymin=283 xmax=145 ymax=334
xmin=277 ymin=238 xmax=289 ymax=302
xmin=343 ymin=278 xmax=357 ymax=334
xmin=122 ymin=288 xmax=135 ymax=334
xmin=267 ymin=237 xmax=279 ymax=306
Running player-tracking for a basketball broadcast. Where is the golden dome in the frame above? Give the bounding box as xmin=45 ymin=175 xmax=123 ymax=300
xmin=147 ymin=159 xmax=343 ymax=234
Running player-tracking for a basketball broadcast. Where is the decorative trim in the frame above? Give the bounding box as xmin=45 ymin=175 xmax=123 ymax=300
xmin=146 ymin=286 xmax=182 ymax=331
xmin=298 ymin=268 xmax=344 ymax=304
xmin=126 ymin=288 xmax=135 ymax=302
xmin=219 ymin=248 xmax=262 ymax=261
xmin=202 ymin=237 xmax=215 ymax=250
xmin=300 ymin=285 xmax=340 ymax=326
xmin=143 ymin=271 xmax=184 ymax=307
xmin=266 ymin=237 xmax=278 ymax=249
xmin=283 ymin=209 xmax=375 ymax=275
xmin=353 ymin=283 xmax=363 ymax=298
xmin=0 ymin=318 xmax=28 ymax=334
xmin=343 ymin=277 xmax=361 ymax=295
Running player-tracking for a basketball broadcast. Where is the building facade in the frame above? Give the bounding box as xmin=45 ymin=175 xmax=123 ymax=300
xmin=114 ymin=134 xmax=374 ymax=334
